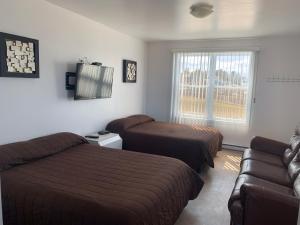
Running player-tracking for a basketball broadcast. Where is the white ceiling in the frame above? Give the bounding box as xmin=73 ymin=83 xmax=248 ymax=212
xmin=46 ymin=0 xmax=300 ymax=41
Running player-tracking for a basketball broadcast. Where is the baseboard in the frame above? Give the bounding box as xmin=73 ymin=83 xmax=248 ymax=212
xmin=222 ymin=144 xmax=247 ymax=151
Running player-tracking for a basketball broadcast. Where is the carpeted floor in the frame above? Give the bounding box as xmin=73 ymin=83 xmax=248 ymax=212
xmin=175 ymin=149 xmax=242 ymax=225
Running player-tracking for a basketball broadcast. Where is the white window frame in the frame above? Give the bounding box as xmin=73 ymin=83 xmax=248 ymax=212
xmin=170 ymin=48 xmax=259 ymax=126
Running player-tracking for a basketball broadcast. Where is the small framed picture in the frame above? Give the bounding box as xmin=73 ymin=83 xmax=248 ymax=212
xmin=123 ymin=60 xmax=137 ymax=83
xmin=0 ymin=32 xmax=39 ymax=78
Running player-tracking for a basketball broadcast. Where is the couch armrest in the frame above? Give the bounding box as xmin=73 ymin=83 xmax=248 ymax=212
xmin=250 ymin=136 xmax=289 ymax=156
xmin=240 ymin=183 xmax=299 ymax=225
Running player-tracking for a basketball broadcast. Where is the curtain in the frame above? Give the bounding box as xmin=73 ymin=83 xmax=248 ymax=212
xmin=170 ymin=51 xmax=255 ymax=126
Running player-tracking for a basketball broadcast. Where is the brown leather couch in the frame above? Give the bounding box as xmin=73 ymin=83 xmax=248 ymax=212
xmin=228 ymin=135 xmax=300 ymax=225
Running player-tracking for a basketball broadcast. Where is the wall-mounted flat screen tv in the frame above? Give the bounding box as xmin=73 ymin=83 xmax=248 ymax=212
xmin=74 ymin=63 xmax=114 ymax=100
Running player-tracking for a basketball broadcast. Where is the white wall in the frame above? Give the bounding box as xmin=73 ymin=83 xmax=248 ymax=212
xmin=146 ymin=36 xmax=300 ymax=146
xmin=0 ymin=0 xmax=147 ymax=144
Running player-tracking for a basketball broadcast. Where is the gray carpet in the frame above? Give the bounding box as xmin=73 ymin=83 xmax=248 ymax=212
xmin=175 ymin=150 xmax=242 ymax=225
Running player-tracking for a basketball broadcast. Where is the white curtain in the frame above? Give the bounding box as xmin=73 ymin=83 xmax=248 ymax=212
xmin=170 ymin=51 xmax=255 ymax=126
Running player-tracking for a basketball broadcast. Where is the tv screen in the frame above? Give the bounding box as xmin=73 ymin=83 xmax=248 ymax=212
xmin=74 ymin=63 xmax=114 ymax=100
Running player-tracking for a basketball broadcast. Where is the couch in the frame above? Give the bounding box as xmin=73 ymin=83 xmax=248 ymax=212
xmin=228 ymin=135 xmax=300 ymax=225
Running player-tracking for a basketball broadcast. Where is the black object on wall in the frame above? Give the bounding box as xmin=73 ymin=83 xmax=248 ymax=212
xmin=65 ymin=62 xmax=114 ymax=100
xmin=0 ymin=32 xmax=39 ymax=78
xmin=123 ymin=60 xmax=137 ymax=83
xmin=65 ymin=72 xmax=76 ymax=90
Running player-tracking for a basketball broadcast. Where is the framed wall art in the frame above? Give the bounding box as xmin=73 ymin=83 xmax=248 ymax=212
xmin=123 ymin=60 xmax=137 ymax=83
xmin=0 ymin=32 xmax=39 ymax=78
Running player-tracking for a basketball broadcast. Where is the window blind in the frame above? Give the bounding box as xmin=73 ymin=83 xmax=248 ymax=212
xmin=171 ymin=51 xmax=255 ymax=126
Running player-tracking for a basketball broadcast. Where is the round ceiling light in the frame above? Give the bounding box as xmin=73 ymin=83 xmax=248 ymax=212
xmin=190 ymin=2 xmax=214 ymax=18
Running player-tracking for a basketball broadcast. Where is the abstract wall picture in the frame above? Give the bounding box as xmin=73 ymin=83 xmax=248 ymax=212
xmin=123 ymin=60 xmax=137 ymax=83
xmin=0 ymin=32 xmax=39 ymax=78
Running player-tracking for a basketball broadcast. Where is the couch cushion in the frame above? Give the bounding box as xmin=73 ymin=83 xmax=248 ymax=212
xmin=240 ymin=159 xmax=291 ymax=187
xmin=229 ymin=174 xmax=294 ymax=209
xmin=283 ymin=135 xmax=300 ymax=167
xmin=228 ymin=174 xmax=294 ymax=225
xmin=288 ymin=151 xmax=300 ymax=183
xmin=242 ymin=149 xmax=283 ymax=167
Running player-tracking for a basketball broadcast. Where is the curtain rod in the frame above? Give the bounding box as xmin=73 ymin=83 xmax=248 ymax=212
xmin=171 ymin=47 xmax=260 ymax=53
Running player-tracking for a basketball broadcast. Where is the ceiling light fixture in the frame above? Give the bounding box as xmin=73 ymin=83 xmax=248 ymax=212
xmin=190 ymin=2 xmax=214 ymax=18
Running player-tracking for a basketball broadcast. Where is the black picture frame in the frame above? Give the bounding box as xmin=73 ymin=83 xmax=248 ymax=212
xmin=0 ymin=32 xmax=39 ymax=78
xmin=123 ymin=60 xmax=137 ymax=83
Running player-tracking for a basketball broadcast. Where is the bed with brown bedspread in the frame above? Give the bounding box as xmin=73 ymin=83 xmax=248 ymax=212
xmin=106 ymin=115 xmax=223 ymax=172
xmin=0 ymin=132 xmax=203 ymax=225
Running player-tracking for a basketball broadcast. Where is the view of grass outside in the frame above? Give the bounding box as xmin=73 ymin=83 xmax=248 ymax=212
xmin=180 ymin=95 xmax=246 ymax=121
xmin=173 ymin=52 xmax=253 ymax=124
xmin=179 ymin=72 xmax=248 ymax=122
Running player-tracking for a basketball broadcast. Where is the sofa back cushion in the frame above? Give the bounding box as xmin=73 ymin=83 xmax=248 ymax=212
xmin=288 ymin=151 xmax=300 ymax=183
xmin=283 ymin=135 xmax=300 ymax=167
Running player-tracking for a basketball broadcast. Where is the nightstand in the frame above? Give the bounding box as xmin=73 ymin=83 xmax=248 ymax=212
xmin=85 ymin=133 xmax=122 ymax=149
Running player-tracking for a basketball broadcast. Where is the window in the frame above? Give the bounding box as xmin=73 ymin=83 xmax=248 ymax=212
xmin=171 ymin=51 xmax=255 ymax=125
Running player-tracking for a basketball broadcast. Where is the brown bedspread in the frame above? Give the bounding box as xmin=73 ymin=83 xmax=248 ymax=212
xmin=0 ymin=133 xmax=203 ymax=225
xmin=106 ymin=115 xmax=223 ymax=171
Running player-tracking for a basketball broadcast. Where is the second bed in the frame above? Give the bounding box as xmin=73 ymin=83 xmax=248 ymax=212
xmin=106 ymin=115 xmax=223 ymax=172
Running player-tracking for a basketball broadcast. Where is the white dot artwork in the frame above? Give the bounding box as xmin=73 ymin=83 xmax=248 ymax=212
xmin=5 ymin=40 xmax=36 ymax=74
xmin=127 ymin=63 xmax=136 ymax=81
